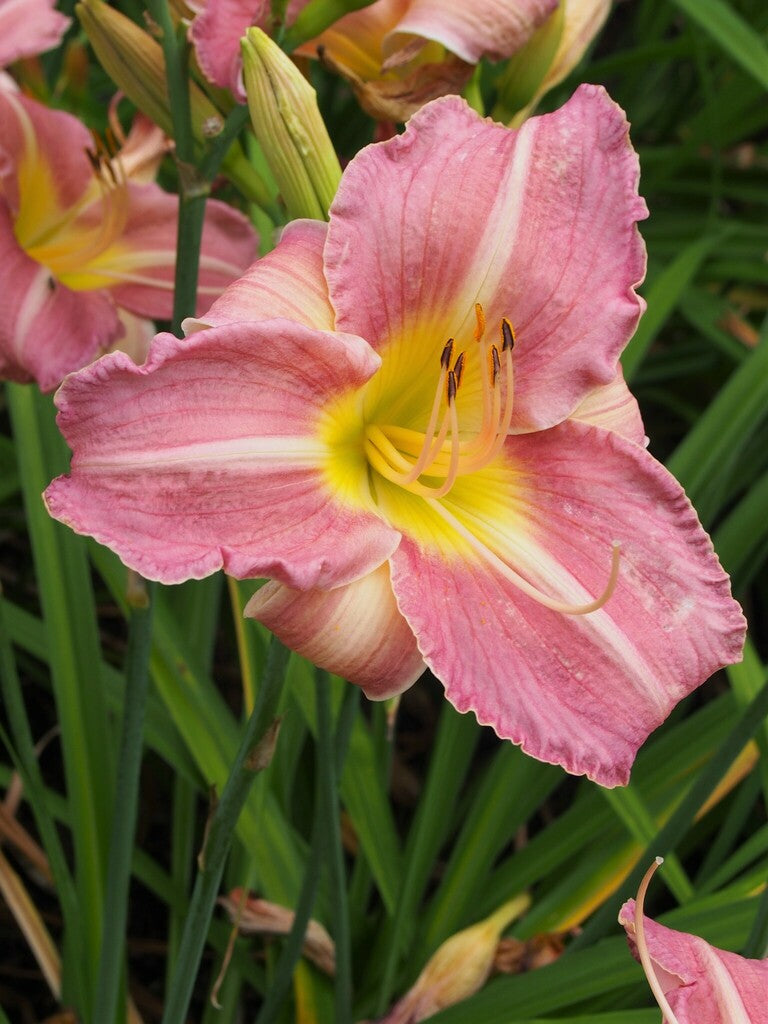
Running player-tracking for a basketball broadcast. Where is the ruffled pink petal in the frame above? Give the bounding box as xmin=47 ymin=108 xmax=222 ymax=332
xmin=392 ymin=0 xmax=557 ymax=63
xmin=45 ymin=321 xmax=399 ymax=586
xmin=386 ymin=420 xmax=745 ymax=786
xmin=246 ymin=563 xmax=424 ymax=698
xmin=105 ymin=309 xmax=155 ymax=365
xmin=0 ymin=203 xmax=119 ymax=391
xmin=568 ymin=368 xmax=646 ymax=445
xmin=91 ymin=184 xmax=257 ymax=320
xmin=325 ymin=86 xmax=647 ymax=432
xmin=0 ymin=0 xmax=70 ymax=68
xmin=619 ymin=900 xmax=768 ymax=1023
xmin=186 ymin=220 xmax=333 ymax=334
xmin=190 ymin=0 xmax=270 ymax=96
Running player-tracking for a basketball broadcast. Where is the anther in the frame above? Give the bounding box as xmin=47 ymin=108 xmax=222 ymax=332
xmin=491 ymin=345 xmax=501 ymax=386
xmin=453 ymin=351 xmax=466 ymax=388
xmin=447 ymin=370 xmax=458 ymax=405
xmin=440 ymin=338 xmax=454 ymax=370
xmin=501 ymin=318 xmax=515 ymax=351
xmin=474 ymin=302 xmax=486 ymax=342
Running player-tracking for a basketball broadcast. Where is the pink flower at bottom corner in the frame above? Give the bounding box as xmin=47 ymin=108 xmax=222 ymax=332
xmin=619 ymin=887 xmax=768 ymax=1023
xmin=44 ymin=86 xmax=746 ymax=787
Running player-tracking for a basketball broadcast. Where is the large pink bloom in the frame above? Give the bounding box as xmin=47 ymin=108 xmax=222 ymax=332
xmin=191 ymin=0 xmax=557 ymax=116
xmin=0 ymin=0 xmax=70 ymax=68
xmin=0 ymin=89 xmax=257 ymax=391
xmin=620 ymin=883 xmax=768 ymax=1022
xmin=45 ymin=87 xmax=745 ymax=786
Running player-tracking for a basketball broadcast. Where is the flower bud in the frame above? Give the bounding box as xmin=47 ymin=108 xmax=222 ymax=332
xmin=241 ymin=26 xmax=341 ymax=220
xmin=381 ymin=893 xmax=531 ymax=1023
xmin=76 ymin=0 xmax=272 ymax=207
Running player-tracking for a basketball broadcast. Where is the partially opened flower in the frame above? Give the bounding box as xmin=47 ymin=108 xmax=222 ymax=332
xmin=0 ymin=89 xmax=257 ymax=390
xmin=191 ymin=0 xmax=563 ymax=119
xmin=619 ymin=859 xmax=768 ymax=1023
xmin=0 ymin=0 xmax=70 ymax=69
xmin=45 ymin=87 xmax=745 ymax=785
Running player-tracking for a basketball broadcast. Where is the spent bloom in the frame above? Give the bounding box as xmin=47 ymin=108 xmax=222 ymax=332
xmin=619 ymin=859 xmax=768 ymax=1024
xmin=0 ymin=0 xmax=70 ymax=69
xmin=0 ymin=88 xmax=257 ymax=390
xmin=377 ymin=893 xmax=530 ymax=1023
xmin=45 ymin=87 xmax=745 ymax=785
xmin=190 ymin=0 xmax=602 ymax=120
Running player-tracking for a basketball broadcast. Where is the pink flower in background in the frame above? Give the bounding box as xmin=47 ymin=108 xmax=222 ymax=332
xmin=619 ymin=861 xmax=768 ymax=1023
xmin=191 ymin=0 xmax=559 ymax=117
xmin=0 ymin=89 xmax=257 ymax=390
xmin=45 ymin=87 xmax=745 ymax=785
xmin=0 ymin=0 xmax=70 ymax=68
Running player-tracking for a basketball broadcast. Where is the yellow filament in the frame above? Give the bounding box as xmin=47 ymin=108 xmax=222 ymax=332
xmin=633 ymin=859 xmax=682 ymax=1024
xmin=428 ymin=499 xmax=621 ymax=616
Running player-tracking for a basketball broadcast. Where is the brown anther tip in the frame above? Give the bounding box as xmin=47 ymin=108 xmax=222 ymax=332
xmin=85 ymin=147 xmax=101 ymax=172
xmin=501 ymin=318 xmax=516 ymax=351
xmin=474 ymin=302 xmax=486 ymax=341
xmin=440 ymin=338 xmax=454 ymax=369
xmin=447 ymin=369 xmax=457 ymax=404
xmin=453 ymin=351 xmax=466 ymax=387
xmin=491 ymin=345 xmax=501 ymax=384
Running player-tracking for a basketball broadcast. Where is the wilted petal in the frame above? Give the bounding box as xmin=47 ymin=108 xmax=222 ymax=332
xmin=385 ymin=420 xmax=745 ymax=786
xmin=0 ymin=0 xmax=70 ymax=68
xmin=186 ymin=220 xmax=333 ymax=333
xmin=246 ymin=563 xmax=424 ymax=698
xmin=45 ymin=321 xmax=399 ymax=586
xmin=619 ymin=899 xmax=768 ymax=1023
xmin=0 ymin=205 xmax=119 ymax=391
xmin=393 ymin=0 xmax=557 ymax=63
xmin=325 ymin=86 xmax=647 ymax=433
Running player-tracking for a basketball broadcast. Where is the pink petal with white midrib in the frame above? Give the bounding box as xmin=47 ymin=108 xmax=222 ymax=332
xmin=246 ymin=563 xmax=424 ymax=698
xmin=45 ymin=321 xmax=399 ymax=587
xmin=389 ymin=421 xmax=745 ymax=786
xmin=0 ymin=204 xmax=119 ymax=391
xmin=393 ymin=0 xmax=557 ymax=63
xmin=187 ymin=220 xmax=333 ymax=334
xmin=325 ymin=87 xmax=647 ymax=433
xmin=619 ymin=901 xmax=768 ymax=1023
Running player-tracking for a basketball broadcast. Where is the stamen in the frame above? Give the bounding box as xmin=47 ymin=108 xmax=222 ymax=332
xmin=501 ymin=317 xmax=515 ymax=351
xmin=440 ymin=338 xmax=454 ymax=370
xmin=490 ymin=345 xmax=501 ymax=386
xmin=473 ymin=302 xmax=486 ymax=342
xmin=447 ymin=369 xmax=458 ymax=405
xmin=453 ymin=351 xmax=466 ymax=389
xmin=428 ymin=501 xmax=621 ymax=616
xmin=634 ymin=859 xmax=682 ymax=1024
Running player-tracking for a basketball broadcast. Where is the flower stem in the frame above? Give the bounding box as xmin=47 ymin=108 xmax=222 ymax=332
xmin=93 ymin=585 xmax=155 ymax=1024
xmin=316 ymin=671 xmax=353 ymax=1024
xmin=161 ymin=637 xmax=289 ymax=1024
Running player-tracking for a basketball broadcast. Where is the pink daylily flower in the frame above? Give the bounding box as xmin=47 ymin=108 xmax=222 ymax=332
xmin=44 ymin=87 xmax=746 ymax=785
xmin=619 ymin=861 xmax=768 ymax=1023
xmin=0 ymin=89 xmax=257 ymax=391
xmin=191 ymin=0 xmax=557 ymax=117
xmin=0 ymin=0 xmax=70 ymax=69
